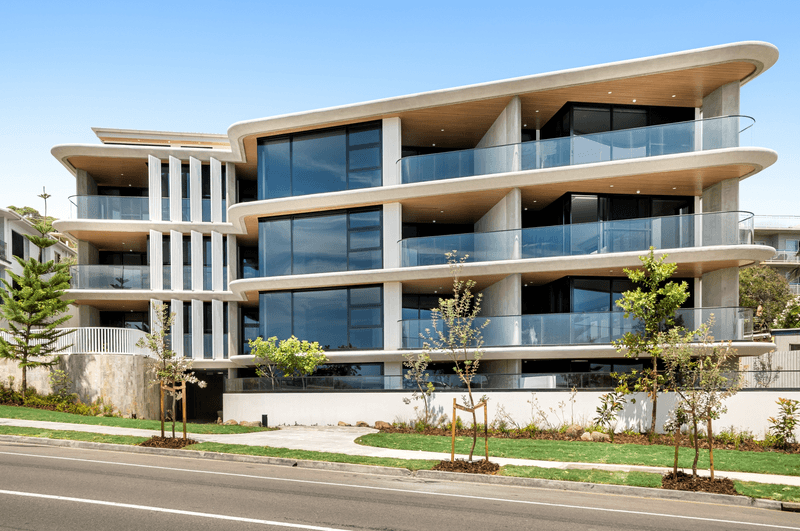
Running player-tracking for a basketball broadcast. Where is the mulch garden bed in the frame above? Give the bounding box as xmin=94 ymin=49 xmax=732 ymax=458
xmin=378 ymin=426 xmax=799 ymax=454
xmin=662 ymin=471 xmax=737 ymax=496
xmin=433 ymin=459 xmax=500 ymax=475
xmin=139 ymin=436 xmax=199 ymax=449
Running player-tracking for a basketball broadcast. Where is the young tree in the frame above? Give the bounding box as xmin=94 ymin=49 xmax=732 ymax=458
xmin=136 ymin=302 xmax=206 ymax=438
xmin=739 ymin=266 xmax=792 ymax=332
xmin=250 ymin=335 xmax=327 ymax=389
xmin=773 ymin=296 xmax=800 ymax=329
xmin=402 ymin=350 xmax=435 ymax=427
xmin=593 ymin=391 xmax=626 ymax=443
xmin=613 ymin=248 xmax=689 ymax=436
xmin=0 ymin=189 xmax=73 ymax=400
xmin=662 ymin=321 xmax=741 ymax=479
xmin=423 ymin=251 xmax=489 ymax=461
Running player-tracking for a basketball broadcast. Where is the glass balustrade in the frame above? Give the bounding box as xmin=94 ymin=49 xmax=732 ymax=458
xmin=70 ymin=265 xmax=150 ymax=290
xmin=69 ymin=196 xmax=150 ymax=220
xmin=401 ymin=307 xmax=752 ymax=349
xmin=400 ymin=116 xmax=753 ymax=184
xmin=225 ymin=367 xmax=789 ymax=393
xmin=401 ymin=211 xmax=754 ymax=267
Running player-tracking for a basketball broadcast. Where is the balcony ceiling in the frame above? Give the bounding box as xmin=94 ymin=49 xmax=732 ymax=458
xmin=67 ymin=231 xmax=148 ymax=252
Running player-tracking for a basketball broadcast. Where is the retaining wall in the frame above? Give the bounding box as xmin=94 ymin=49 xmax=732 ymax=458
xmin=0 ymin=354 xmax=159 ymax=419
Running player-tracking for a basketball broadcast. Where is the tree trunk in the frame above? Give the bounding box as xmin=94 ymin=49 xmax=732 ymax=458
xmin=650 ymin=358 xmax=658 ymax=437
xmin=466 ymin=383 xmax=477 ymax=461
xmin=673 ymin=428 xmax=680 ymax=477
xmin=422 ymin=392 xmax=429 ymax=427
xmin=171 ymin=393 xmax=176 ymax=438
xmin=692 ymin=418 xmax=700 ymax=477
xmin=159 ymin=386 xmax=165 ymax=438
xmin=21 ymin=364 xmax=27 ymax=403
xmin=707 ymin=418 xmax=715 ymax=480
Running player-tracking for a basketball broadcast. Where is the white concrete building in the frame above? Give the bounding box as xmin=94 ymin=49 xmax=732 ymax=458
xmin=52 ymin=41 xmax=782 ymax=422
xmin=753 ymin=216 xmax=800 ymax=295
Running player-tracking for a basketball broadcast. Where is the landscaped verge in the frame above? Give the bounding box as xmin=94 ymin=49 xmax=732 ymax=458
xmin=0 ymin=405 xmax=271 ymax=434
xmin=0 ymin=426 xmax=797 ymax=503
xmin=356 ymin=433 xmax=800 ymax=477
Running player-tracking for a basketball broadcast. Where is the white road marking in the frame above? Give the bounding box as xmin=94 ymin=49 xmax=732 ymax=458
xmin=0 ymin=448 xmax=797 ymax=530
xmin=0 ymin=488 xmax=351 ymax=530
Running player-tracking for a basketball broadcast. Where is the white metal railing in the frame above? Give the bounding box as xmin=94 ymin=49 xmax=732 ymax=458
xmin=791 ymin=284 xmax=800 ymax=296
xmin=0 ymin=327 xmax=151 ymax=357
xmin=765 ymin=250 xmax=800 ymax=263
xmin=754 ymin=216 xmax=800 ymax=230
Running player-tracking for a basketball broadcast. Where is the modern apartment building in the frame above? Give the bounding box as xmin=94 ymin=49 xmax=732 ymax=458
xmin=52 ymin=41 xmax=779 ymax=421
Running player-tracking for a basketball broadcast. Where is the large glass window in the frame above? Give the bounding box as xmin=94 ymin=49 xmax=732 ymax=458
xmin=11 ymin=231 xmax=24 ymax=259
xmin=257 ymin=122 xmax=381 ymax=200
xmin=258 ymin=286 xmax=383 ymax=351
xmin=258 ymin=208 xmax=382 ymax=277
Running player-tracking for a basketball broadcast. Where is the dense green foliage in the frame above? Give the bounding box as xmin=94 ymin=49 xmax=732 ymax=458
xmin=0 ymin=217 xmax=73 ymax=398
xmin=739 ymin=266 xmax=793 ymax=330
xmin=250 ymin=335 xmax=327 ymax=384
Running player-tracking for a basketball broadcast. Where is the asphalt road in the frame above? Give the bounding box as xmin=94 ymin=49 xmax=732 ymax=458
xmin=0 ymin=441 xmax=796 ymax=531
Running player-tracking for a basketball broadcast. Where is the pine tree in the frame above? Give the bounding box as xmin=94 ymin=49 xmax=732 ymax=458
xmin=0 ymin=189 xmax=73 ymax=400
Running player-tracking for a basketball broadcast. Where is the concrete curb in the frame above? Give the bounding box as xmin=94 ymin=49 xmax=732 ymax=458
xmin=414 ymin=470 xmax=783 ymax=510
xmin=0 ymin=435 xmax=786 ymax=511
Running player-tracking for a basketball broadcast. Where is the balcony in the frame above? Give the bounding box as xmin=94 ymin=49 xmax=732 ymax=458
xmin=401 ymin=211 xmax=754 ymax=267
xmin=765 ymin=250 xmax=800 ymax=264
xmin=225 ymin=368 xmax=794 ymax=393
xmin=754 ymin=216 xmax=800 ymax=230
xmin=0 ymin=327 xmax=150 ymax=356
xmin=0 ymin=240 xmax=6 ymax=261
xmin=70 ymin=196 xmax=150 ymax=220
xmin=401 ymin=307 xmax=753 ymax=349
xmin=400 ymin=116 xmax=752 ymax=184
xmin=70 ymin=265 xmax=150 ymax=290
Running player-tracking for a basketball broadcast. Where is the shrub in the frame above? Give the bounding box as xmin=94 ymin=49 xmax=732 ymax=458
xmin=768 ymin=398 xmax=799 ymax=449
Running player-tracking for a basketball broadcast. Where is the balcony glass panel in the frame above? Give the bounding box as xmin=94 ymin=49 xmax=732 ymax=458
xmin=70 ymin=196 xmax=149 ymax=220
xmin=401 ymin=307 xmax=752 ymax=349
xmin=203 ymin=265 xmax=212 ymax=291
xmin=400 ymin=116 xmax=752 ymax=184
xmin=70 ymin=265 xmax=150 ymax=290
xmin=183 ymin=266 xmax=192 ymax=290
xmin=401 ymin=212 xmax=753 ymax=267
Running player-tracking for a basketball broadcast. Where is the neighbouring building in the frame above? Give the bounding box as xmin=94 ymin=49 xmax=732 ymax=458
xmin=51 ymin=41 xmax=784 ymax=427
xmin=753 ymin=216 xmax=800 ymax=296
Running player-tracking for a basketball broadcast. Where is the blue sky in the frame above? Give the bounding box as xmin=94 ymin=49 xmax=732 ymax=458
xmin=1 ymin=0 xmax=797 ymax=219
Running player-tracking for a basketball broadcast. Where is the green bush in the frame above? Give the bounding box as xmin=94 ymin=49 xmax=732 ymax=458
xmin=0 ymin=381 xmax=117 ymax=417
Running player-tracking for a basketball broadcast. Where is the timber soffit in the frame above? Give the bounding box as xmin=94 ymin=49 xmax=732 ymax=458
xmin=51 ymin=41 xmax=778 ymax=176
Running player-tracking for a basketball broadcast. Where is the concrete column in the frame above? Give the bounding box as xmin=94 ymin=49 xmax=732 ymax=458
xmin=383 ymin=281 xmax=402 ymax=351
xmin=170 ymin=231 xmax=183 ymax=290
xmin=701 ymin=268 xmax=739 ymax=308
xmin=227 ymin=235 xmax=238 ymax=285
xmin=149 ymin=230 xmax=163 ymax=291
xmin=192 ymin=299 xmax=203 ymax=359
xmin=169 ymin=156 xmax=182 ymax=222
xmin=171 ymin=298 xmax=184 ymax=358
xmin=384 ymin=361 xmax=402 ymax=390
xmin=212 ymin=299 xmax=223 ymax=359
xmin=77 ymin=241 xmax=99 ymax=265
xmin=382 ymin=117 xmax=402 ymax=186
xmin=191 ymin=231 xmax=203 ymax=291
xmin=228 ymin=302 xmax=239 ymax=357
xmin=189 ymin=157 xmax=202 ymax=222
xmin=226 ymin=163 xmax=236 ymax=207
xmin=148 ymin=156 xmax=162 ymax=222
xmin=475 ymin=96 xmax=521 ymax=174
xmin=78 ymin=305 xmax=100 ymax=327
xmin=76 ymin=169 xmax=98 ymax=196
xmin=702 ymin=81 xmax=740 ymax=118
xmin=474 ymin=188 xmax=521 ymax=261
xmin=212 ymin=231 xmax=223 ymax=291
xmin=383 ymin=202 xmax=402 ymax=269
xmin=481 ymin=274 xmax=522 ymax=347
xmin=211 ymin=158 xmax=223 ymax=222
xmin=228 ymin=368 xmax=238 ymax=379
xmin=702 ymin=81 xmax=740 ymax=151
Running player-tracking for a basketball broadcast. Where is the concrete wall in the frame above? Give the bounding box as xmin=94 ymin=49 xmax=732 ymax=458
xmin=702 ymin=81 xmax=740 ymax=119
xmin=76 ymin=170 xmax=98 ymax=196
xmin=701 ymin=267 xmax=739 ymax=307
xmin=474 ymin=97 xmax=521 ymax=175
xmin=0 ymin=354 xmax=159 ymax=419
xmin=77 ymin=241 xmax=99 ymax=266
xmin=224 ymin=389 xmax=800 ymax=437
xmin=474 ymin=188 xmax=521 ymax=262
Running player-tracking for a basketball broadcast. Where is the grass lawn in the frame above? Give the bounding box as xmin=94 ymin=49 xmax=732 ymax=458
xmin=356 ymin=433 xmax=800 ymax=477
xmin=0 ymin=425 xmax=148 ymax=445
xmin=0 ymin=405 xmax=271 ymax=434
xmin=501 ymin=465 xmax=663 ymax=488
xmin=186 ymin=442 xmax=438 ymax=471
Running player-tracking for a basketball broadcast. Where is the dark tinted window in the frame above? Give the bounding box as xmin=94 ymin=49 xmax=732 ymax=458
xmin=11 ymin=231 xmax=24 ymax=259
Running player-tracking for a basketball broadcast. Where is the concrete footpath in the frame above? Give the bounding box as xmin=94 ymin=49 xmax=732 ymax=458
xmin=2 ymin=418 xmax=798 ymax=488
